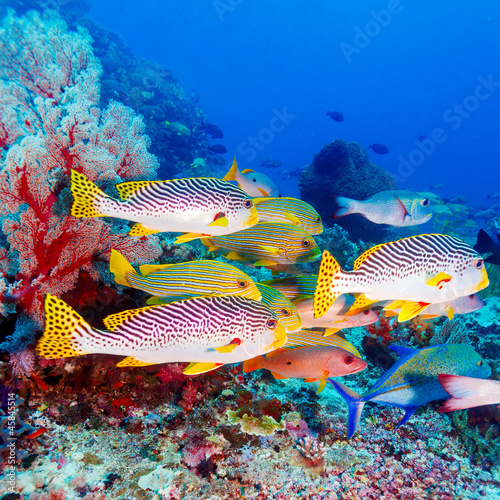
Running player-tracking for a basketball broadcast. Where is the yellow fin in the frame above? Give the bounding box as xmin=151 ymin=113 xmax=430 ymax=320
xmin=226 ymin=251 xmax=245 ymax=261
xmin=303 ymin=377 xmax=318 ymax=383
xmin=36 ymin=294 xmax=90 ymax=359
xmin=174 ymin=232 xmax=205 ymax=244
xmin=383 ymin=300 xmax=407 ymax=311
xmin=284 ymin=212 xmax=301 ymax=226
xmin=259 ymin=245 xmax=281 ymax=256
xmin=183 ymin=362 xmax=223 ymax=375
xmin=200 ymin=238 xmax=217 ymax=252
xmin=420 ymin=314 xmax=438 ymax=319
xmin=103 ymin=304 xmax=159 ymax=331
xmin=384 ymin=310 xmax=398 ymax=317
xmin=426 ymin=272 xmax=452 ymax=288
xmin=316 ymin=378 xmax=327 ymax=394
xmin=344 ymin=294 xmax=378 ymax=316
xmin=208 ymin=216 xmax=229 ymax=227
xmin=115 ymin=180 xmax=166 ymax=200
xmin=129 ymin=223 xmax=160 ymax=236
xmin=446 ymin=305 xmax=455 ymax=320
xmin=213 ymin=340 xmax=241 ymax=354
xmin=353 ymin=242 xmax=387 ymax=270
xmin=241 ymin=168 xmax=254 ymax=174
xmin=252 ymin=197 xmax=266 ymax=205
xmin=222 ymin=156 xmax=239 ymax=182
xmin=398 ymin=301 xmax=430 ymax=322
xmin=139 ymin=264 xmax=171 ymax=275
xmin=116 ymin=356 xmax=156 ymax=367
xmin=323 ymin=328 xmax=341 ymax=337
xmin=243 ymin=357 xmax=262 ymax=373
xmin=70 ymin=170 xmax=108 ymax=218
xmin=254 ymin=259 xmax=278 ymax=267
xmin=146 ymin=296 xmax=170 ymax=305
xmin=109 ymin=249 xmax=136 ymax=287
xmin=314 ymin=250 xmax=345 ymax=319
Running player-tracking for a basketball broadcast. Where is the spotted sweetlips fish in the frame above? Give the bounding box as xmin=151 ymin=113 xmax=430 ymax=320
xmin=70 ymin=170 xmax=259 ymax=243
xmin=314 ymin=234 xmax=489 ymax=321
xmin=328 ymin=344 xmax=491 ymax=438
xmin=37 ymin=294 xmax=286 ymax=375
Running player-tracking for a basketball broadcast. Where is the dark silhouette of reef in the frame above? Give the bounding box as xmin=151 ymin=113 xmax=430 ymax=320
xmin=299 ymin=139 xmax=397 ymax=242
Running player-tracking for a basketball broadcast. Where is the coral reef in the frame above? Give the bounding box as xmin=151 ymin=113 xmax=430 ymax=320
xmin=299 ymin=139 xmax=398 ymax=242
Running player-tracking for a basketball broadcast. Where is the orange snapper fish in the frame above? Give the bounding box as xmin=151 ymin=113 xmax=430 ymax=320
xmin=37 ymin=294 xmax=286 ymax=375
xmin=70 ymin=170 xmax=259 ymax=243
xmin=243 ymin=345 xmax=367 ymax=393
xmin=314 ymin=234 xmax=489 ymax=321
xmin=223 ymin=156 xmax=279 ymax=197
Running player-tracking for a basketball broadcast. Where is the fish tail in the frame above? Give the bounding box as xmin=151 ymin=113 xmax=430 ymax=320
xmin=70 ymin=170 xmax=111 ymax=218
xmin=437 ymin=374 xmax=490 ymax=412
xmin=242 ymin=356 xmax=262 ymax=373
xmin=314 ymin=250 xmax=347 ymax=318
xmin=474 ymin=229 xmax=495 ymax=255
xmin=327 ymin=379 xmax=364 ymax=439
xmin=223 ymin=156 xmax=239 ymax=182
xmin=109 ymin=249 xmax=138 ymax=287
xmin=36 ymin=294 xmax=93 ymax=359
xmin=332 ymin=196 xmax=356 ymax=218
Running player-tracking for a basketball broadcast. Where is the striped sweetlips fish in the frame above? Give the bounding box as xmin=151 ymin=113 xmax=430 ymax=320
xmin=202 ymin=222 xmax=321 ymax=271
xmin=314 ymin=234 xmax=489 ymax=322
xmin=255 ymin=283 xmax=302 ymax=333
xmin=109 ymin=249 xmax=261 ymax=303
xmin=70 ymin=170 xmax=259 ymax=243
xmin=37 ymin=294 xmax=287 ymax=375
xmin=253 ymin=197 xmax=323 ymax=235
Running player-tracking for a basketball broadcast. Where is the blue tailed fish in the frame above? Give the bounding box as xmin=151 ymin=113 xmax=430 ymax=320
xmin=314 ymin=234 xmax=489 ymax=321
xmin=253 ymin=197 xmax=323 ymax=235
xmin=329 ymin=344 xmax=490 ymax=438
xmin=223 ymin=156 xmax=279 ymax=197
xmin=37 ymin=294 xmax=286 ymax=375
xmin=203 ymin=222 xmax=321 ymax=272
xmin=333 ymin=190 xmax=432 ymax=227
xmin=70 ymin=170 xmax=259 ymax=243
xmin=109 ymin=249 xmax=261 ymax=303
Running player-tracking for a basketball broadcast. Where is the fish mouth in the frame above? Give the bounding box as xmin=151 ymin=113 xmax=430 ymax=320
xmin=245 ymin=207 xmax=259 ymax=227
xmin=473 ymin=267 xmax=489 ymax=292
xmin=269 ymin=325 xmax=287 ymax=350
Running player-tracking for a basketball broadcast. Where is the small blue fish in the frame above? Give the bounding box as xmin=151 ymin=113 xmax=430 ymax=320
xmin=328 ymin=344 xmax=490 ymax=438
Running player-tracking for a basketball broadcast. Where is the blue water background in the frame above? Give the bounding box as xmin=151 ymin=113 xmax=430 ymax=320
xmin=89 ymin=1 xmax=500 ymax=206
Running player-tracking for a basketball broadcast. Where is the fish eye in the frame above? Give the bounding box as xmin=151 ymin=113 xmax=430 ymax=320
xmin=238 ymin=280 xmax=248 ymax=288
xmin=266 ymin=319 xmax=277 ymax=329
xmin=345 ymin=357 xmax=354 ymax=364
xmin=469 ymin=294 xmax=474 ymax=299
xmin=302 ymin=239 xmax=311 ymax=248
xmin=477 ymin=360 xmax=483 ymax=366
xmin=243 ymin=199 xmax=253 ymax=209
xmin=252 ymin=178 xmax=257 ymax=182
xmin=421 ymin=198 xmax=429 ymax=207
xmin=363 ymin=310 xmax=370 ymax=315
xmin=281 ymin=308 xmax=291 ymax=316
xmin=474 ymin=259 xmax=484 ymax=270
xmin=316 ymin=217 xmax=321 ymax=223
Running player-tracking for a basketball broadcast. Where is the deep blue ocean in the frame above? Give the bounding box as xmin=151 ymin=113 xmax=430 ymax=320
xmin=90 ymin=0 xmax=500 ymax=205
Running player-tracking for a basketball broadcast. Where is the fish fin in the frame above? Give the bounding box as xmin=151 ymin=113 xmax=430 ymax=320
xmin=284 ymin=212 xmax=301 ymax=226
xmin=425 ymin=272 xmax=452 ymax=288
xmin=115 ymin=180 xmax=165 ymax=200
xmin=303 ymin=377 xmax=318 ymax=383
xmin=145 ymin=296 xmax=170 ymax=305
xmin=259 ymin=245 xmax=282 ymax=256
xmin=252 ymin=197 xmax=266 ymax=205
xmin=353 ymin=242 xmax=387 ymax=270
xmin=314 ymin=250 xmax=345 ymax=318
xmin=397 ymin=406 xmax=419 ymax=427
xmin=322 ymin=328 xmax=341 ymax=337
xmin=129 ymin=223 xmax=160 ymax=236
xmin=183 ymin=362 xmax=223 ymax=375
xmin=445 ymin=306 xmax=455 ymax=320
xmin=384 ymin=310 xmax=398 ymax=317
xmin=344 ymin=295 xmax=378 ymax=316
xmin=208 ymin=215 xmax=229 ymax=227
xmin=70 ymin=170 xmax=108 ymax=218
xmin=332 ymin=196 xmax=355 ymax=218
xmin=103 ymin=305 xmax=159 ymax=331
xmin=242 ymin=357 xmax=262 ymax=373
xmin=397 ymin=301 xmax=430 ymax=321
xmin=271 ymin=371 xmax=288 ymax=380
xmin=395 ymin=196 xmax=410 ymax=221
xmin=223 ymin=156 xmax=239 ymax=182
xmin=174 ymin=232 xmax=206 ymax=244
xmin=420 ymin=314 xmax=438 ymax=319
xmin=437 ymin=374 xmax=489 ymax=412
xmin=474 ymin=229 xmax=495 ymax=254
xmin=253 ymin=259 xmax=278 ymax=267
xmin=316 ymin=378 xmax=327 ymax=394
xmin=241 ymin=169 xmax=254 ymax=174
xmin=383 ymin=300 xmax=407 ymax=311
xmin=109 ymin=249 xmax=137 ymax=287
xmin=388 ymin=345 xmax=418 ymax=359
xmin=265 ymin=348 xmax=288 ymax=359
xmin=327 ymin=379 xmax=364 ymax=439
xmin=116 ymin=357 xmax=156 ymax=367
xmin=200 ymin=238 xmax=217 ymax=252
xmin=139 ymin=264 xmax=172 ymax=275
xmin=36 ymin=294 xmax=90 ymax=359
xmin=226 ymin=251 xmax=245 ymax=261
xmin=213 ymin=338 xmax=241 ymax=354
xmin=257 ymin=188 xmax=270 ymax=196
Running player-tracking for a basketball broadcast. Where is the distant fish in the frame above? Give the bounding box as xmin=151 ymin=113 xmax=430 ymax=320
xmin=109 ymin=250 xmax=261 ymax=303
xmin=487 ymin=192 xmax=500 ymax=199
xmin=70 ymin=170 xmax=259 ymax=242
xmin=447 ymin=195 xmax=469 ymax=204
xmin=37 ymin=294 xmax=287 ymax=375
xmin=314 ymin=234 xmax=489 ymax=321
xmin=164 ymin=121 xmax=190 ymax=137
xmin=472 ymin=208 xmax=496 ymax=219
xmin=474 ymin=229 xmax=500 ymax=265
xmin=416 ymin=135 xmax=428 ymax=142
xmin=254 ymin=197 xmax=323 ymax=235
xmin=203 ymin=123 xmax=223 ymax=139
xmin=210 ymin=144 xmax=227 ymax=154
xmin=326 ymin=111 xmax=344 ymax=122
xmin=191 ymin=89 xmax=199 ymax=102
xmin=333 ymin=190 xmax=432 ymax=227
xmin=223 ymin=156 xmax=279 ymax=197
xmin=329 ymin=344 xmax=491 ymax=438
xmin=429 ymin=183 xmax=444 ymax=190
xmin=243 ymin=345 xmax=366 ymax=393
xmin=261 ymin=158 xmax=282 ymax=169
xmin=279 ymin=165 xmax=308 ymax=180
xmin=368 ymin=143 xmax=389 ymax=154
xmin=438 ymin=374 xmax=500 ymax=412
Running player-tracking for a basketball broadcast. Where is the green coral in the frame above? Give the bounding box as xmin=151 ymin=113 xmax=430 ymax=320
xmin=226 ymin=410 xmax=301 ymax=436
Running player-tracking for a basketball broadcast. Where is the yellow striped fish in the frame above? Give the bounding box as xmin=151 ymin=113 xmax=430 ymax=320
xmin=70 ymin=170 xmax=259 ymax=243
xmin=263 ymin=275 xmax=317 ymax=300
xmin=256 ymin=283 xmax=302 ymax=333
xmin=37 ymin=294 xmax=286 ymax=375
xmin=285 ymin=329 xmax=361 ymax=357
xmin=203 ymin=222 xmax=321 ymax=271
xmin=109 ymin=250 xmax=261 ymax=303
xmin=314 ymin=234 xmax=489 ymax=322
xmin=253 ymin=197 xmax=323 ymax=235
